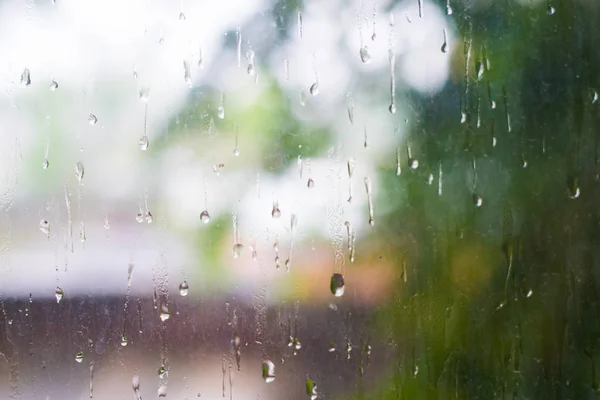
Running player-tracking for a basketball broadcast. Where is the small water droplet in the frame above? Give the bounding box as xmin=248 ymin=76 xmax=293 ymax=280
xmin=359 ymin=47 xmax=371 ymax=64
xmin=271 ymin=202 xmax=281 ymax=219
xmin=247 ymin=64 xmax=256 ymax=76
xmin=590 ymin=88 xmax=598 ymax=104
xmin=179 ymin=281 xmax=189 ymax=296
xmin=88 ymin=114 xmax=97 ymax=125
xmin=262 ymin=360 xmax=275 ymax=383
xmin=120 ymin=336 xmax=128 ymax=347
xmin=307 ymin=178 xmax=315 ymax=188
xmin=179 ymin=11 xmax=186 ymax=20
xmin=409 ymin=158 xmax=419 ymax=170
xmin=547 ymin=5 xmax=555 ymax=15
xmin=446 ymin=5 xmax=453 ymax=15
xmin=472 ymin=193 xmax=483 ymax=207
xmin=42 ymin=158 xmax=49 ymax=169
xmin=139 ymin=135 xmax=149 ymax=151
xmin=136 ymin=212 xmax=144 ymax=223
xmin=567 ymin=175 xmax=580 ymax=199
xmin=139 ymin=88 xmax=150 ymax=103
xmin=50 ymin=80 xmax=58 ymax=90
xmin=55 ymin=286 xmax=64 ymax=303
xmin=200 ymin=210 xmax=210 ymax=224
xmin=232 ymin=243 xmax=243 ymax=259
xmin=158 ymin=365 xmax=168 ymax=379
xmin=217 ymin=105 xmax=225 ymax=119
xmin=39 ymin=219 xmax=50 ymax=236
xmin=145 ymin=210 xmax=153 ymax=224
xmin=159 ymin=304 xmax=170 ymax=322
xmin=184 ymin=60 xmax=192 ymax=87
xmin=299 ymin=90 xmax=307 ymax=106
xmin=75 ymin=351 xmax=84 ymax=363
xmin=309 ymin=82 xmax=319 ymax=96
xmin=476 ymin=61 xmax=484 ymax=81
xmin=526 ymin=289 xmax=533 ymax=298
xmin=328 ymin=342 xmax=336 ymax=352
xmin=21 ymin=68 xmax=31 ymax=87
xmin=158 ymin=385 xmax=167 ymax=397
xmin=330 ymin=273 xmax=345 ymax=297
xmin=75 ymin=161 xmax=85 ymax=181
xmin=293 ymin=338 xmax=302 ymax=350
xmin=306 ymin=379 xmax=318 ymax=400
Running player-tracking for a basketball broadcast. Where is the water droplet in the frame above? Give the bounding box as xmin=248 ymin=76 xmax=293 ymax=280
xmin=184 ymin=60 xmax=192 ymax=87
xmin=158 ymin=365 xmax=168 ymax=379
xmin=135 ymin=212 xmax=144 ymax=223
xmin=389 ymin=103 xmax=397 ymax=114
xmin=330 ymin=273 xmax=345 ymax=297
xmin=158 ymin=385 xmax=167 ymax=397
xmin=526 ymin=289 xmax=533 ymax=298
xmin=50 ymin=80 xmax=58 ymax=90
xmin=247 ymin=64 xmax=256 ymax=76
xmin=145 ymin=211 xmax=153 ymax=224
xmin=42 ymin=158 xmax=49 ymax=169
xmin=293 ymin=338 xmax=302 ymax=350
xmin=409 ymin=158 xmax=419 ymax=170
xmin=139 ymin=88 xmax=150 ymax=102
xmin=232 ymin=243 xmax=243 ymax=259
xmin=39 ymin=219 xmax=50 ymax=236
xmin=328 ymin=342 xmax=336 ymax=352
xmin=88 ymin=114 xmax=97 ymax=125
xmin=75 ymin=351 xmax=84 ymax=363
xmin=472 ymin=193 xmax=483 ymax=207
xmin=446 ymin=5 xmax=453 ymax=15
xmin=441 ymin=42 xmax=448 ymax=53
xmin=120 ymin=336 xmax=128 ymax=347
xmin=217 ymin=105 xmax=225 ymax=119
xmin=476 ymin=61 xmax=484 ymax=81
xmin=75 ymin=163 xmax=84 ymax=183
xmin=359 ymin=47 xmax=371 ymax=64
xmin=132 ymin=375 xmax=141 ymax=399
xmin=306 ymin=379 xmax=318 ymax=400
xmin=159 ymin=304 xmax=170 ymax=322
xmin=21 ymin=68 xmax=31 ymax=87
xmin=567 ymin=175 xmax=580 ymax=199
xmin=200 ymin=210 xmax=210 ymax=224
xmin=547 ymin=5 xmax=555 ymax=15
xmin=307 ymin=178 xmax=315 ymax=188
xmin=262 ymin=360 xmax=275 ymax=383
xmin=271 ymin=202 xmax=281 ymax=218
xmin=591 ymin=88 xmax=599 ymax=104
xmin=179 ymin=11 xmax=186 ymax=20
xmin=139 ymin=135 xmax=149 ymax=151
xmin=309 ymin=82 xmax=319 ymax=96
xmin=55 ymin=286 xmax=64 ymax=303
xmin=179 ymin=281 xmax=189 ymax=296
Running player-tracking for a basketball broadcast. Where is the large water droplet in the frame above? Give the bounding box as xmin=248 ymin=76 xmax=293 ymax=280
xmin=330 ymin=273 xmax=345 ymax=297
xmin=75 ymin=351 xmax=84 ymax=363
xmin=88 ymin=114 xmax=97 ymax=125
xmin=359 ymin=47 xmax=371 ymax=64
xmin=547 ymin=5 xmax=556 ymax=15
xmin=21 ymin=68 xmax=31 ymax=87
xmin=408 ymin=158 xmax=419 ymax=170
xmin=55 ymin=287 xmax=64 ymax=303
xmin=389 ymin=103 xmax=397 ymax=114
xmin=309 ymin=82 xmax=319 ymax=96
xmin=232 ymin=243 xmax=244 ymax=259
xmin=262 ymin=360 xmax=275 ymax=383
xmin=200 ymin=210 xmax=210 ymax=224
xmin=472 ymin=193 xmax=483 ymax=207
xmin=139 ymin=135 xmax=149 ymax=151
xmin=158 ymin=385 xmax=167 ymax=397
xmin=179 ymin=281 xmax=189 ymax=296
xmin=42 ymin=158 xmax=49 ymax=169
xmin=39 ymin=219 xmax=50 ymax=236
xmin=50 ymin=80 xmax=58 ymax=91
xmin=159 ymin=304 xmax=170 ymax=322
xmin=75 ymin=161 xmax=84 ymax=181
xmin=306 ymin=379 xmax=318 ymax=400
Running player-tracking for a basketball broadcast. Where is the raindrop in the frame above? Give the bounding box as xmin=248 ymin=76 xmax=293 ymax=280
xmin=139 ymin=88 xmax=149 ymax=102
xmin=158 ymin=385 xmax=167 ymax=397
xmin=50 ymin=80 xmax=58 ymax=90
xmin=409 ymin=158 xmax=419 ymax=170
xmin=232 ymin=243 xmax=243 ymax=259
xmin=139 ymin=135 xmax=149 ymax=151
xmin=328 ymin=342 xmax=336 ymax=352
xmin=55 ymin=286 xmax=64 ymax=304
xmin=158 ymin=365 xmax=168 ymax=379
xmin=217 ymin=105 xmax=225 ymax=119
xmin=88 ymin=114 xmax=97 ymax=125
xmin=132 ymin=375 xmax=141 ymax=400
xmin=590 ymin=88 xmax=598 ymax=104
xmin=42 ymin=158 xmax=49 ymax=169
xmin=446 ymin=4 xmax=453 ymax=15
xmin=300 ymin=90 xmax=307 ymax=106
xmin=159 ymin=304 xmax=170 ymax=322
xmin=145 ymin=211 xmax=153 ymax=224
xmin=307 ymin=178 xmax=315 ymax=188
xmin=441 ymin=29 xmax=448 ymax=53
xmin=21 ymin=68 xmax=31 ymax=87
xmin=306 ymin=379 xmax=318 ymax=400
xmin=262 ymin=360 xmax=275 ymax=383
xmin=179 ymin=281 xmax=189 ymax=296
xmin=135 ymin=212 xmax=144 ymax=223
xmin=547 ymin=5 xmax=555 ymax=15
xmin=330 ymin=273 xmax=345 ymax=297
xmin=472 ymin=193 xmax=483 ymax=207
xmin=347 ymin=94 xmax=354 ymax=124
xmin=39 ymin=219 xmax=50 ymax=236
xmin=271 ymin=202 xmax=281 ymax=218
xmin=200 ymin=210 xmax=210 ymax=224
xmin=293 ymin=338 xmax=302 ymax=350
xmin=247 ymin=63 xmax=256 ymax=76
xmin=179 ymin=11 xmax=186 ymax=20
xmin=120 ymin=336 xmax=128 ymax=347
xmin=476 ymin=60 xmax=484 ymax=81
xmin=389 ymin=103 xmax=396 ymax=114
xmin=309 ymin=82 xmax=319 ymax=96
xmin=359 ymin=47 xmax=371 ymax=64
xmin=75 ymin=351 xmax=84 ymax=363
xmin=184 ymin=60 xmax=192 ymax=87
xmin=567 ymin=175 xmax=580 ymax=199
